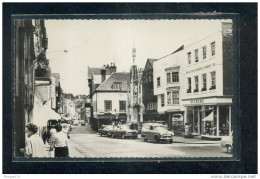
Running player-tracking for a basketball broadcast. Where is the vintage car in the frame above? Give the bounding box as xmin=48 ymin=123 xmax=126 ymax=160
xmin=141 ymin=123 xmax=174 ymax=143
xmin=110 ymin=125 xmax=138 ymax=139
xmin=221 ymin=131 xmax=233 ymax=153
xmin=98 ymin=125 xmax=114 ymax=136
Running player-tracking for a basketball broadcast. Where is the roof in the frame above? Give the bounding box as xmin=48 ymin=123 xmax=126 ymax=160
xmin=159 ymin=45 xmax=184 ymax=60
xmin=88 ymin=67 xmax=112 ymax=80
xmin=148 ymin=58 xmax=158 ymax=66
xmin=95 ymin=72 xmax=130 ymax=92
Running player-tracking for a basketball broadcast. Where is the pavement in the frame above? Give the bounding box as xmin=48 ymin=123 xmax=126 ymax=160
xmin=173 ymin=136 xmax=221 ymax=144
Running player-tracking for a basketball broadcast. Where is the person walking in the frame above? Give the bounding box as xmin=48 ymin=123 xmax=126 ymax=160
xmin=51 ymin=124 xmax=69 ymax=157
xmin=20 ymin=123 xmax=46 ymax=158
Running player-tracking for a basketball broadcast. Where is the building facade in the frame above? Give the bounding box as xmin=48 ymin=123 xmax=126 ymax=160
xmin=153 ymin=46 xmax=185 ymax=131
xmin=182 ymin=22 xmax=233 ymax=137
xmin=92 ymin=72 xmax=130 ymax=130
xmin=142 ymin=59 xmax=159 ymax=122
xmin=14 ymin=19 xmax=48 ymax=156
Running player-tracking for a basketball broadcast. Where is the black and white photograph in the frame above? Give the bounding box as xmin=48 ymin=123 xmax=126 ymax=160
xmin=2 ymin=2 xmax=258 ymax=175
xmin=13 ymin=17 xmax=236 ymax=159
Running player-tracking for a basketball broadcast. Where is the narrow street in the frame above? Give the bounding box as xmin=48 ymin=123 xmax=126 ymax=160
xmin=68 ymin=125 xmax=232 ymax=158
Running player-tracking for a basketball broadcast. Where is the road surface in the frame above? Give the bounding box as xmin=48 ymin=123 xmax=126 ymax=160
xmin=68 ymin=125 xmax=232 ymax=158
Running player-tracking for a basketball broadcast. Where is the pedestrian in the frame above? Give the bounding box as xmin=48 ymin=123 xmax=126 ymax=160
xmin=20 ymin=123 xmax=46 ymax=158
xmin=51 ymin=124 xmax=69 ymax=157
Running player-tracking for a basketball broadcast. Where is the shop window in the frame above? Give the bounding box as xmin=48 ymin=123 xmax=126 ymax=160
xmin=147 ymin=103 xmax=150 ymax=111
xmin=167 ymin=73 xmax=171 ymax=83
xmin=201 ymin=73 xmax=207 ymax=91
xmin=187 ymin=52 xmax=191 ymax=64
xmin=167 ymin=91 xmax=171 ymax=105
xmin=150 ymin=102 xmax=153 ymax=110
xmin=194 ymin=76 xmax=199 ymax=92
xmin=210 ymin=71 xmax=216 ymax=90
xmin=119 ymin=101 xmax=126 ymax=111
xmin=161 ymin=94 xmax=165 ymax=107
xmin=104 ymin=100 xmax=112 ymax=112
xmin=194 ymin=49 xmax=199 ymax=62
xmin=211 ymin=41 xmax=216 ymax=56
xmin=172 ymin=91 xmax=179 ymax=104
xmin=202 ymin=46 xmax=207 ymax=59
xmin=172 ymin=72 xmax=179 ymax=82
xmin=157 ymin=77 xmax=160 ymax=87
xmin=187 ymin=77 xmax=191 ymax=93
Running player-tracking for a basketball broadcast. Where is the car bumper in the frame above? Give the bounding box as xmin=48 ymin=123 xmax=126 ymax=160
xmin=160 ymin=136 xmax=173 ymax=141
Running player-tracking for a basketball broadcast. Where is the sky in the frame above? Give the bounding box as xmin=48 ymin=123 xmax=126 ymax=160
xmin=45 ymin=19 xmax=232 ymax=95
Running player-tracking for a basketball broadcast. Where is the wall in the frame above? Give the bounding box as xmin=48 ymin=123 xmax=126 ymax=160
xmin=182 ymin=29 xmax=224 ymax=100
xmin=153 ymin=50 xmax=185 ymax=113
xmin=93 ymin=92 xmax=127 ymax=117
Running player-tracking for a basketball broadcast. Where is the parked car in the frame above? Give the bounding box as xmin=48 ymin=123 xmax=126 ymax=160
xmin=221 ymin=132 xmax=233 ymax=153
xmin=111 ymin=125 xmax=138 ymax=139
xmin=141 ymin=123 xmax=174 ymax=143
xmin=98 ymin=125 xmax=114 ymax=136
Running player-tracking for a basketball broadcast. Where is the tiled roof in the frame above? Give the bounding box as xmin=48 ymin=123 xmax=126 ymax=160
xmin=87 ymin=67 xmax=112 ymax=79
xmin=95 ymin=72 xmax=130 ymax=92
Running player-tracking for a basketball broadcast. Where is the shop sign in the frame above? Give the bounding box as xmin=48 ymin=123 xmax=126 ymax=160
xmin=186 ymin=63 xmax=215 ymax=74
xmin=190 ymin=99 xmax=204 ymax=104
xmin=98 ymin=114 xmax=116 ymax=120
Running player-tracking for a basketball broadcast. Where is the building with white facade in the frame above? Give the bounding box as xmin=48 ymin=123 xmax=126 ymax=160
xmin=182 ymin=22 xmax=233 ymax=137
xmin=153 ymin=46 xmax=185 ymax=131
xmin=92 ymin=72 xmax=130 ymax=130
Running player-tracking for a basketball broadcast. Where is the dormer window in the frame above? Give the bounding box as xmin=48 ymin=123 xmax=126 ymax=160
xmin=112 ymin=82 xmax=122 ymax=90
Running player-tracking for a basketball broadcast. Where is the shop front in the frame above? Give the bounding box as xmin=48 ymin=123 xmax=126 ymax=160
xmin=166 ymin=111 xmax=185 ymax=134
xmin=183 ymin=97 xmax=232 ymax=137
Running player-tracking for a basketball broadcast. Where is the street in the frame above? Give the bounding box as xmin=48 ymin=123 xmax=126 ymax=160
xmin=68 ymin=125 xmax=232 ymax=158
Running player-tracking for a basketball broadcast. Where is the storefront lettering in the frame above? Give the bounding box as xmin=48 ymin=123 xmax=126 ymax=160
xmin=190 ymin=99 xmax=204 ymax=104
xmin=186 ymin=63 xmax=215 ymax=74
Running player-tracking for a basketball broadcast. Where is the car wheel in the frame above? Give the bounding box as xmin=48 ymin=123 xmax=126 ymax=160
xmin=143 ymin=136 xmax=148 ymax=142
xmin=121 ymin=134 xmax=125 ymax=139
xmin=226 ymin=145 xmax=232 ymax=153
xmin=155 ymin=136 xmax=160 ymax=143
xmin=169 ymin=140 xmax=173 ymax=144
xmin=100 ymin=133 xmax=102 ymax=137
xmin=112 ymin=133 xmax=115 ymax=138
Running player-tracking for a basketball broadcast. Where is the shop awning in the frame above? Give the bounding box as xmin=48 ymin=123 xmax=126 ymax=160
xmin=31 ymin=95 xmax=61 ymax=127
xmin=202 ymin=111 xmax=214 ymax=122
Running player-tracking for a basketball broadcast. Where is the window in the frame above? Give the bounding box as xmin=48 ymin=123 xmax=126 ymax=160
xmin=187 ymin=77 xmax=191 ymax=93
xmin=194 ymin=76 xmax=199 ymax=92
xmin=210 ymin=71 xmax=216 ymax=90
xmin=202 ymin=73 xmax=207 ymax=91
xmin=119 ymin=101 xmax=126 ymax=111
xmin=172 ymin=91 xmax=179 ymax=104
xmin=187 ymin=52 xmax=191 ymax=64
xmin=211 ymin=42 xmax=216 ymax=56
xmin=112 ymin=82 xmax=122 ymax=90
xmin=167 ymin=73 xmax=171 ymax=83
xmin=150 ymin=102 xmax=153 ymax=110
xmin=104 ymin=100 xmax=112 ymax=112
xmin=157 ymin=77 xmax=160 ymax=87
xmin=195 ymin=49 xmax=199 ymax=62
xmin=147 ymin=103 xmax=150 ymax=110
xmin=161 ymin=94 xmax=165 ymax=107
xmin=202 ymin=46 xmax=207 ymax=59
xmin=167 ymin=92 xmax=171 ymax=105
xmin=149 ymin=75 xmax=152 ymax=82
xmin=172 ymin=72 xmax=179 ymax=82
